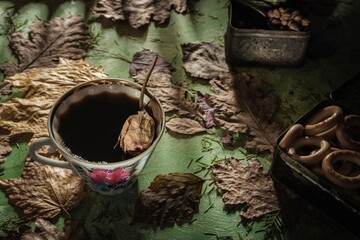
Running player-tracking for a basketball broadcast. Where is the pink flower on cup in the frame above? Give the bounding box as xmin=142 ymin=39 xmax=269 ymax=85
xmin=89 ymin=168 xmax=130 ymax=185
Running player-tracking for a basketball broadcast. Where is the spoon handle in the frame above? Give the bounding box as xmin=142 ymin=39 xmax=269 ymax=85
xmin=139 ymin=54 xmax=158 ymax=110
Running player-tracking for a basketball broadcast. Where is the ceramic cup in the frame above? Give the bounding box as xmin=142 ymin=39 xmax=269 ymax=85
xmin=29 ymin=78 xmax=165 ymax=195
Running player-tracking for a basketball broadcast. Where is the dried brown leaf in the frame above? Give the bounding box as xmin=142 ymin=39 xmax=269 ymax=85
xmin=0 ymin=81 xmax=13 ymax=97
xmin=130 ymin=50 xmax=203 ymax=120
xmin=91 ymin=0 xmax=126 ymax=21
xmin=20 ymin=218 xmax=85 ymax=240
xmin=21 ymin=218 xmax=66 ymax=240
xmin=1 ymin=16 xmax=90 ymax=76
xmin=181 ymin=41 xmax=284 ymax=153
xmin=205 ymin=78 xmax=249 ymax=133
xmin=206 ymin=73 xmax=283 ymax=153
xmin=0 ymin=127 xmax=12 ymax=164
xmin=118 ymin=111 xmax=155 ymax=156
xmin=165 ymin=117 xmax=207 ymax=135
xmin=0 ymin=58 xmax=106 ymax=139
xmin=181 ymin=41 xmax=230 ymax=80
xmin=130 ymin=49 xmax=174 ymax=76
xmin=131 ymin=173 xmax=204 ymax=226
xmin=153 ymin=0 xmax=188 ymax=24
xmin=211 ymin=158 xmax=279 ymax=219
xmin=92 ymin=0 xmax=188 ymax=28
xmin=125 ymin=0 xmax=155 ymax=29
xmin=0 ymin=156 xmax=87 ymax=220
xmin=0 ymin=128 xmax=33 ymax=163
xmin=232 ymin=73 xmax=284 ymax=153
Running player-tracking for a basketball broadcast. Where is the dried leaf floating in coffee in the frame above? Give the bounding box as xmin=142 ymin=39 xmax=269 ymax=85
xmin=117 ymin=55 xmax=158 ymax=156
xmin=118 ymin=111 xmax=155 ymax=156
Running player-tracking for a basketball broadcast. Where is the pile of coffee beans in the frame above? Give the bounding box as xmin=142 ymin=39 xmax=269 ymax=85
xmin=267 ymin=7 xmax=310 ymax=31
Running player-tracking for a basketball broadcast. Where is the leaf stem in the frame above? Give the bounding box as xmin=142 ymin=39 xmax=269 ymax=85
xmin=90 ymin=48 xmax=131 ymax=63
xmin=44 ymin=169 xmax=71 ymax=218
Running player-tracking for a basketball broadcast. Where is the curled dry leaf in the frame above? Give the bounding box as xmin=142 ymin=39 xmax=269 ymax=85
xmin=130 ymin=49 xmax=175 ymax=76
xmin=92 ymin=0 xmax=188 ymax=28
xmin=130 ymin=49 xmax=203 ymax=120
xmin=0 ymin=81 xmax=13 ymax=97
xmin=165 ymin=118 xmax=207 ymax=135
xmin=211 ymin=158 xmax=279 ymax=219
xmin=205 ymin=77 xmax=249 ymax=133
xmin=21 ymin=218 xmax=65 ymax=240
xmin=0 ymin=127 xmax=33 ymax=163
xmin=197 ymin=94 xmax=216 ymax=128
xmin=181 ymin=41 xmax=284 ymax=154
xmin=232 ymin=73 xmax=284 ymax=153
xmin=20 ymin=218 xmax=85 ymax=240
xmin=0 ymin=127 xmax=12 ymax=164
xmin=131 ymin=173 xmax=204 ymax=226
xmin=181 ymin=41 xmax=230 ymax=80
xmin=1 ymin=16 xmax=90 ymax=77
xmin=0 ymin=58 xmax=106 ymax=139
xmin=0 ymin=155 xmax=87 ymax=220
xmin=206 ymin=74 xmax=284 ymax=153
xmin=118 ymin=111 xmax=155 ymax=156
xmin=91 ymin=0 xmax=126 ymax=21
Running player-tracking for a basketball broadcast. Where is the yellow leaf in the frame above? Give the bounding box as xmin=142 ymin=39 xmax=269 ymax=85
xmin=0 ymin=58 xmax=107 ymax=139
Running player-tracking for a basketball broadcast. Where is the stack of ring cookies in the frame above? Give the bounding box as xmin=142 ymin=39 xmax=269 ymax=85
xmin=279 ymin=105 xmax=360 ymax=191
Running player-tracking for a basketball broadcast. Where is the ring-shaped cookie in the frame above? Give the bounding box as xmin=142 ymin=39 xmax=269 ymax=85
xmin=288 ymin=136 xmax=331 ymax=165
xmin=279 ymin=124 xmax=304 ymax=150
xmin=322 ymin=150 xmax=360 ymax=189
xmin=310 ymin=147 xmax=353 ymax=177
xmin=304 ymin=105 xmax=343 ymax=136
xmin=316 ymin=124 xmax=337 ymax=142
xmin=336 ymin=115 xmax=360 ymax=152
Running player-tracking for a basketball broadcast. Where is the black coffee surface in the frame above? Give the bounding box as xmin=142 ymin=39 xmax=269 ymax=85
xmin=57 ymin=92 xmax=139 ymax=163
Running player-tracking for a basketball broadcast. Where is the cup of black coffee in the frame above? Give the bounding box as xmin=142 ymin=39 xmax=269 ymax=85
xmin=29 ymin=78 xmax=165 ymax=195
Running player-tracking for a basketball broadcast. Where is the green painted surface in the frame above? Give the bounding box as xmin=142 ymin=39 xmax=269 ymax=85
xmin=1 ymin=0 xmax=360 ymax=239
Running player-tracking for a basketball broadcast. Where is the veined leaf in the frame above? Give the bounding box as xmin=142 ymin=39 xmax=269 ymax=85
xmin=0 ymin=156 xmax=87 ymax=220
xmin=211 ymin=158 xmax=279 ymax=219
xmin=92 ymin=0 xmax=188 ymax=29
xmin=131 ymin=173 xmax=204 ymax=226
xmin=1 ymin=16 xmax=90 ymax=76
xmin=165 ymin=117 xmax=207 ymax=135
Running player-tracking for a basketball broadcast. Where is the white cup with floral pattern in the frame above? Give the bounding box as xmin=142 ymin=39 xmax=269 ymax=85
xmin=29 ymin=79 xmax=165 ymax=195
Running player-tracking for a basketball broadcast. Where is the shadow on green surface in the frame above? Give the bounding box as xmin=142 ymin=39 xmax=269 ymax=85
xmin=273 ymin=182 xmax=359 ymax=240
xmin=72 ymin=181 xmax=148 ymax=240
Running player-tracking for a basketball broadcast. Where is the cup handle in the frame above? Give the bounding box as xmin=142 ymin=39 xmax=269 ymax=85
xmin=29 ymin=137 xmax=72 ymax=169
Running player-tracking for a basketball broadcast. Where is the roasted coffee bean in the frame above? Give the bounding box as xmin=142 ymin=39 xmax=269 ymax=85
xmin=270 ymin=18 xmax=281 ymax=25
xmin=288 ymin=22 xmax=300 ymax=31
xmin=291 ymin=10 xmax=300 ymax=18
xmin=266 ymin=7 xmax=310 ymax=31
xmin=293 ymin=14 xmax=303 ymax=22
xmin=273 ymin=8 xmax=280 ymax=18
xmin=281 ymin=15 xmax=290 ymax=20
xmin=301 ymin=18 xmax=310 ymax=27
xmin=282 ymin=13 xmax=291 ymax=19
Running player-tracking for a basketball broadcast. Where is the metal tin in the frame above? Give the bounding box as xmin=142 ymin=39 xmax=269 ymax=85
xmin=225 ymin=2 xmax=311 ymax=67
xmin=271 ymin=100 xmax=360 ymax=239
xmin=331 ymin=72 xmax=360 ymax=115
